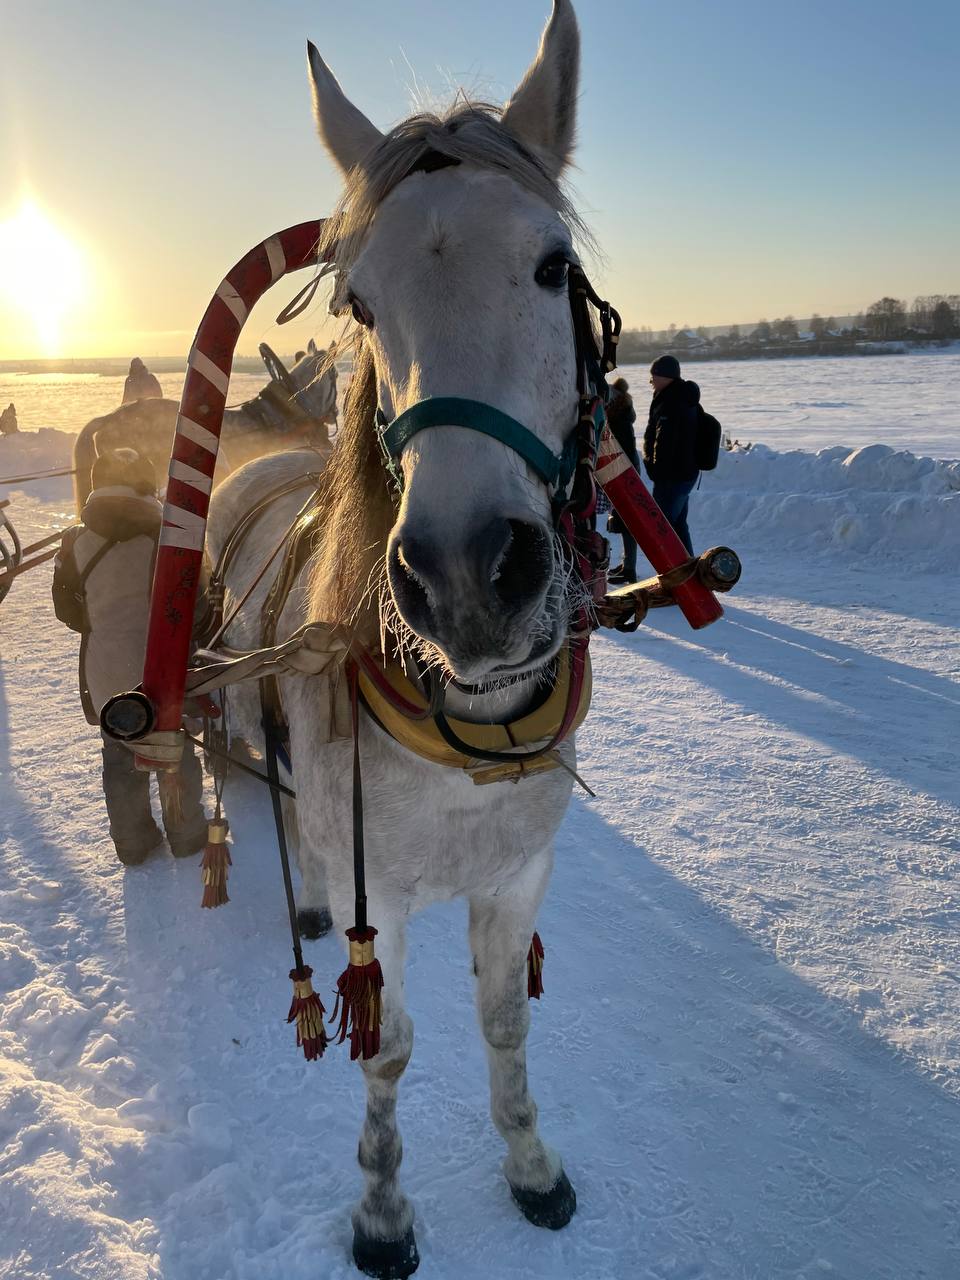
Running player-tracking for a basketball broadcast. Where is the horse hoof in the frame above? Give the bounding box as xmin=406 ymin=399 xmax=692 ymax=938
xmin=510 ymin=1169 xmax=577 ymax=1230
xmin=297 ymin=907 xmax=333 ymax=939
xmin=352 ymin=1226 xmax=419 ymax=1278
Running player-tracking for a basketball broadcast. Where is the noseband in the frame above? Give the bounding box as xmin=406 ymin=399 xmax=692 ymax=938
xmin=374 ymin=265 xmax=621 ymax=515
xmin=378 ymin=397 xmax=573 ymax=491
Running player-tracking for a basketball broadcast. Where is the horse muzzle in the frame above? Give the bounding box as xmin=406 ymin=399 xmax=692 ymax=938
xmin=386 ymin=515 xmax=559 ymax=677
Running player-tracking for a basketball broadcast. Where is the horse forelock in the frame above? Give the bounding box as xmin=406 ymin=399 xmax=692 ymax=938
xmin=307 ymin=345 xmax=395 ymax=641
xmin=317 ymin=101 xmax=589 ymax=273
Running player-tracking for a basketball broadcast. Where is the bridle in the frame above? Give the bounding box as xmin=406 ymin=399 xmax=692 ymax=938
xmin=359 ymin=251 xmax=623 ymax=768
xmin=231 ymin=343 xmax=319 ymax=434
xmin=374 ymin=266 xmax=621 ymax=520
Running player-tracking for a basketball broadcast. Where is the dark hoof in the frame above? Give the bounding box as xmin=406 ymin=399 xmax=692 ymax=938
xmin=352 ymin=1226 xmax=419 ymax=1279
xmin=510 ymin=1169 xmax=577 ymax=1230
xmin=297 ymin=907 xmax=333 ymax=939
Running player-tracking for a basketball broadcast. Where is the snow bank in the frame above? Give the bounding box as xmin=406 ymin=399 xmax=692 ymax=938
xmin=697 ymin=442 xmax=960 ymax=570
xmin=0 ymin=428 xmax=76 ymax=501
xmin=4 ymin=429 xmax=959 ymax=571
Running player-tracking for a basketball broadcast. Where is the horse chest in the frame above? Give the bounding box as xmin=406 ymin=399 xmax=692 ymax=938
xmin=294 ymin=717 xmax=574 ymax=904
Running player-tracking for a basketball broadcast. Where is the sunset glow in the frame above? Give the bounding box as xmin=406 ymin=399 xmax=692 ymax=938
xmin=0 ymin=200 xmax=89 ymax=356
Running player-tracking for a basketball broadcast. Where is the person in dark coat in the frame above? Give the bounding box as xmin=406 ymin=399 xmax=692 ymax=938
xmin=122 ymin=357 xmax=163 ymax=405
xmin=642 ymin=355 xmax=700 ymax=555
xmin=605 ymin=377 xmax=639 ymax=582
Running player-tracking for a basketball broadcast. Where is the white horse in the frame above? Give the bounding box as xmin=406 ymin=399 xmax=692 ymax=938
xmin=207 ymin=3 xmax=592 ymax=1274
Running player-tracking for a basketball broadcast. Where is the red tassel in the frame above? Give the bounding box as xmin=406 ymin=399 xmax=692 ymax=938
xmin=527 ymin=931 xmax=545 ymax=1000
xmin=287 ymin=965 xmax=329 ymax=1061
xmin=332 ymin=926 xmax=383 ymax=1060
xmin=200 ymin=819 xmax=232 ymax=908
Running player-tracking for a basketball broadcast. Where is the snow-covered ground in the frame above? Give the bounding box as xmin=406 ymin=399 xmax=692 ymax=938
xmin=620 ymin=349 xmax=960 ymax=459
xmin=1 ymin=395 xmax=959 ymax=1278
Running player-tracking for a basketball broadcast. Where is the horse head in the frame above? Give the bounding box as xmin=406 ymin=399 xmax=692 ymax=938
xmin=281 ymin=339 xmax=334 ymax=418
xmin=309 ymin=0 xmax=585 ymax=683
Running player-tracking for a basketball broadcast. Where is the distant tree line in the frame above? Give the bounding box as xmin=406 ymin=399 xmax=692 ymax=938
xmin=617 ymin=294 xmax=960 ymax=363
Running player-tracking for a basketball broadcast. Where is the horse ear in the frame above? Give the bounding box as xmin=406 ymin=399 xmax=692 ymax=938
xmin=501 ymin=0 xmax=580 ymax=178
xmin=307 ymin=42 xmax=383 ymax=176
xmin=307 ymin=338 xmax=318 ymax=355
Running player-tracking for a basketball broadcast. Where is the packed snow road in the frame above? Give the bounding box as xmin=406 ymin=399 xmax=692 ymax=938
xmin=1 ymin=476 xmax=958 ymax=1279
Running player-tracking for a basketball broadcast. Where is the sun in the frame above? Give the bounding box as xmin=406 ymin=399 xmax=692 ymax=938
xmin=0 ymin=200 xmax=89 ymax=356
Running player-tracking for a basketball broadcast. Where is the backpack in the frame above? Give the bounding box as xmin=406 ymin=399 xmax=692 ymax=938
xmin=696 ymin=406 xmax=722 ymax=471
xmin=51 ymin=526 xmax=115 ymax=633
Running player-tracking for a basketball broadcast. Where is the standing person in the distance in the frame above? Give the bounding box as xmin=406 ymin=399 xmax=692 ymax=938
xmin=51 ymin=448 xmax=208 ymax=865
xmin=642 ymin=354 xmax=702 ymax=555
xmin=605 ymin=377 xmax=640 ymax=583
xmin=0 ymin=403 xmax=18 ymax=434
xmin=121 ymin=357 xmax=163 ymax=405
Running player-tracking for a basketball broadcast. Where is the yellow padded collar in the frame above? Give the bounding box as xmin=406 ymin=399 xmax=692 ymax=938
xmin=357 ymin=646 xmax=592 ymax=782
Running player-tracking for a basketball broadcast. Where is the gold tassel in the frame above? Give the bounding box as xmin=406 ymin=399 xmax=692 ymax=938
xmin=332 ymin=927 xmax=383 ymax=1060
xmin=288 ymin=965 xmax=328 ymax=1060
xmin=200 ymin=819 xmax=231 ymax=909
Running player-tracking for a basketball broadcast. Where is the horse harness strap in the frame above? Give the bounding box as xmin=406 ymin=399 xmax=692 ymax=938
xmin=355 ymin=642 xmax=592 ymax=785
xmin=378 ymin=397 xmax=572 ymax=492
xmin=260 ymin=379 xmax=314 ymax=425
xmin=201 ymin=471 xmax=325 ymax=645
xmin=259 ymin=498 xmax=327 ymax=731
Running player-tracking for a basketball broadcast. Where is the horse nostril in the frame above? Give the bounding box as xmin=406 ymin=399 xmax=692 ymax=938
xmin=389 ymin=536 xmax=434 ymax=626
xmin=492 ymin=520 xmax=552 ymax=605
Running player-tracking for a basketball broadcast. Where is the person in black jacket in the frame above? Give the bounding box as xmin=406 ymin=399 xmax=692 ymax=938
xmin=642 ymin=355 xmax=700 ymax=554
xmin=605 ymin=377 xmax=639 ymax=582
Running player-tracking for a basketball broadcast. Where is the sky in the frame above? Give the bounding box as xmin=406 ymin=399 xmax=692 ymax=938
xmin=0 ymin=0 xmax=958 ymax=359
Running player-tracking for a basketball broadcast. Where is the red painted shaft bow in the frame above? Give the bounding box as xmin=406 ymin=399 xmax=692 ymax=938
xmin=140 ymin=222 xmax=326 ymax=739
xmin=596 ymin=425 xmax=723 ymax=629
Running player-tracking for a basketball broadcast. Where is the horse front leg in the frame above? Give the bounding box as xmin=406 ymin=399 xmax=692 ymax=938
xmin=348 ymin=910 xmax=418 ymax=1280
xmin=469 ymin=851 xmax=576 ymax=1230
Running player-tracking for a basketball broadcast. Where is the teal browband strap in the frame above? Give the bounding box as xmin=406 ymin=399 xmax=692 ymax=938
xmin=379 ymin=396 xmax=574 ymax=491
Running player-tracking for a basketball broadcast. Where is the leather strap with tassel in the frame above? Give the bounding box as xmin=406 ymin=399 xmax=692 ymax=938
xmin=260 ymin=685 xmax=330 ymax=1062
xmin=330 ymin=664 xmax=384 ymax=1061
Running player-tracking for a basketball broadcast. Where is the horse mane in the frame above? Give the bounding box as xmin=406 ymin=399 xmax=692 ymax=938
xmin=307 ymin=344 xmax=394 ymax=642
xmin=308 ymin=100 xmax=590 ymax=644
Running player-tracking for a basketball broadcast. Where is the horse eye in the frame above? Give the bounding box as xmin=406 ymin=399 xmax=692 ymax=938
xmin=350 ymin=296 xmax=374 ymax=328
xmin=534 ymin=253 xmax=570 ymax=289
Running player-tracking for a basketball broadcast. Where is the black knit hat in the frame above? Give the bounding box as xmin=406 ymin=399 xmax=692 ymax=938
xmin=650 ymin=355 xmax=681 ymax=379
